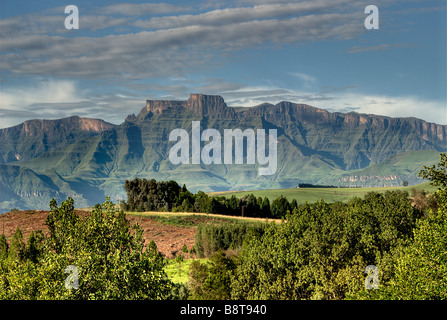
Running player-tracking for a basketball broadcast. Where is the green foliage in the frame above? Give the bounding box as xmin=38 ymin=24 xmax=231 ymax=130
xmin=270 ymin=195 xmax=291 ymax=218
xmin=0 ymin=197 xmax=181 ymax=300
xmin=3 ymin=154 xmax=446 ymax=300
xmin=213 ymin=181 xmax=439 ymax=207
xmin=230 ymin=191 xmax=421 ymax=300
xmin=188 ymin=251 xmax=237 ymax=300
xmin=419 ymin=153 xmax=447 ymax=189
xmin=124 ymin=178 xmax=181 ymax=211
xmin=0 ymin=234 xmax=8 ymax=260
xmin=194 ymin=222 xmax=266 ymax=258
xmin=350 ymin=189 xmax=447 ymax=300
xmin=124 ymin=178 xmax=299 ymax=219
xmin=411 ymin=188 xmax=438 ymax=212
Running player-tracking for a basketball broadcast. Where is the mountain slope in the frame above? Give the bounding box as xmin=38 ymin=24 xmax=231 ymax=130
xmin=0 ymin=116 xmax=117 ymax=164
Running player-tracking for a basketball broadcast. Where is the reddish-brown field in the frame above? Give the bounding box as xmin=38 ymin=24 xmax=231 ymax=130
xmin=0 ymin=210 xmax=196 ymax=258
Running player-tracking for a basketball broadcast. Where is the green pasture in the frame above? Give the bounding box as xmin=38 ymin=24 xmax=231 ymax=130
xmin=209 ymin=181 xmax=437 ymax=204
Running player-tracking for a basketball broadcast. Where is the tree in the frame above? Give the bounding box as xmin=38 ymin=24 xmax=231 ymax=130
xmin=419 ymin=153 xmax=447 ymax=189
xmin=240 ymin=194 xmax=259 ymax=217
xmin=188 ymin=251 xmax=237 ymax=300
xmin=9 ymin=227 xmax=25 ymax=261
xmin=260 ymin=196 xmax=271 ymax=218
xmin=176 ymin=253 xmax=184 ymax=276
xmin=123 ymin=178 xmax=181 ymax=212
xmin=270 ymin=195 xmax=291 ymax=218
xmin=23 ymin=231 xmax=45 ymax=263
xmin=0 ymin=234 xmax=8 ymax=260
xmin=232 ymin=193 xmax=420 ymax=300
xmin=226 ymin=195 xmax=239 ymax=216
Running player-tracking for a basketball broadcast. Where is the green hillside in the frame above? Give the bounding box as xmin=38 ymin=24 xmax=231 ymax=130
xmin=323 ymin=150 xmax=441 ymax=187
xmin=209 ymin=181 xmax=438 ymax=204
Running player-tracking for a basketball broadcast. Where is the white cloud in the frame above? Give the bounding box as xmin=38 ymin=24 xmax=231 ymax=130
xmin=0 ymin=0 xmax=444 ymax=129
xmin=0 ymin=79 xmax=152 ymax=128
xmin=219 ymin=85 xmax=447 ymax=125
xmin=290 ymin=72 xmax=317 ymax=89
xmin=329 ymin=94 xmax=447 ymax=125
xmin=0 ymin=80 xmax=87 ymax=128
xmin=1 ymin=80 xmax=85 ymax=109
xmin=134 ymin=0 xmax=353 ymax=30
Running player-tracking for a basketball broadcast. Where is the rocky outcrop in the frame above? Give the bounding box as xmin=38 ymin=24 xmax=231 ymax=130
xmin=145 ymin=99 xmax=184 ymax=114
xmin=185 ymin=93 xmax=234 ymax=117
xmin=142 ymin=94 xmax=235 ymax=118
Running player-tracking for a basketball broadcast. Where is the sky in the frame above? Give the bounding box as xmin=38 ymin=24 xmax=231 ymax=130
xmin=0 ymin=0 xmax=446 ymax=128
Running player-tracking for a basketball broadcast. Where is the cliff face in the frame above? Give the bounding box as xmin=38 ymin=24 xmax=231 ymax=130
xmin=145 ymin=99 xmax=184 ymax=114
xmin=0 ymin=116 xmax=116 ymax=164
xmin=185 ymin=93 xmax=235 ymax=117
xmin=1 ymin=116 xmax=115 ymax=138
xmin=142 ymin=94 xmax=235 ymax=119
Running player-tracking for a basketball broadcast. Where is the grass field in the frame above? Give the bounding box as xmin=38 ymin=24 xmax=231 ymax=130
xmin=208 ymin=181 xmax=437 ymax=204
xmin=126 ymin=211 xmax=282 ymax=224
xmin=165 ymin=258 xmax=211 ymax=284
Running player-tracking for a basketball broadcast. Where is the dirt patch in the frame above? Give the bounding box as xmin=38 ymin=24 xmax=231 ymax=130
xmin=0 ymin=210 xmax=196 ymax=258
xmin=126 ymin=215 xmax=196 ymax=258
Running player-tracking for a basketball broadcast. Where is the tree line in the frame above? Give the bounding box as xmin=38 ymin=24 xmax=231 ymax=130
xmin=122 ymin=177 xmax=300 ymax=219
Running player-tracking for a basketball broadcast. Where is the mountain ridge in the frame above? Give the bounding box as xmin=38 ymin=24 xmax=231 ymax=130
xmin=1 ymin=94 xmax=446 ymax=212
xmin=0 ymin=116 xmax=117 ymax=164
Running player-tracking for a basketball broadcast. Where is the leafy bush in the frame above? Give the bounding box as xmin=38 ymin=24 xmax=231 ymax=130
xmin=188 ymin=251 xmax=238 ymax=300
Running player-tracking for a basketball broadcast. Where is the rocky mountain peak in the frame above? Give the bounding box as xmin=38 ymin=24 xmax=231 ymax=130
xmin=145 ymin=99 xmax=184 ymax=114
xmin=142 ymin=94 xmax=234 ymax=118
xmin=186 ymin=93 xmax=235 ymax=117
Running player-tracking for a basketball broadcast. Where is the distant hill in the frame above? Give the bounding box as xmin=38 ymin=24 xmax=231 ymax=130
xmin=1 ymin=93 xmax=446 ymax=212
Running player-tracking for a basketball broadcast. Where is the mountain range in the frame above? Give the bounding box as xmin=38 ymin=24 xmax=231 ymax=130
xmin=1 ymin=93 xmax=446 ymax=212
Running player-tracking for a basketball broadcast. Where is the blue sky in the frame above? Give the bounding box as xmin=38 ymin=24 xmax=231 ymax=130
xmin=0 ymin=0 xmax=445 ymax=128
